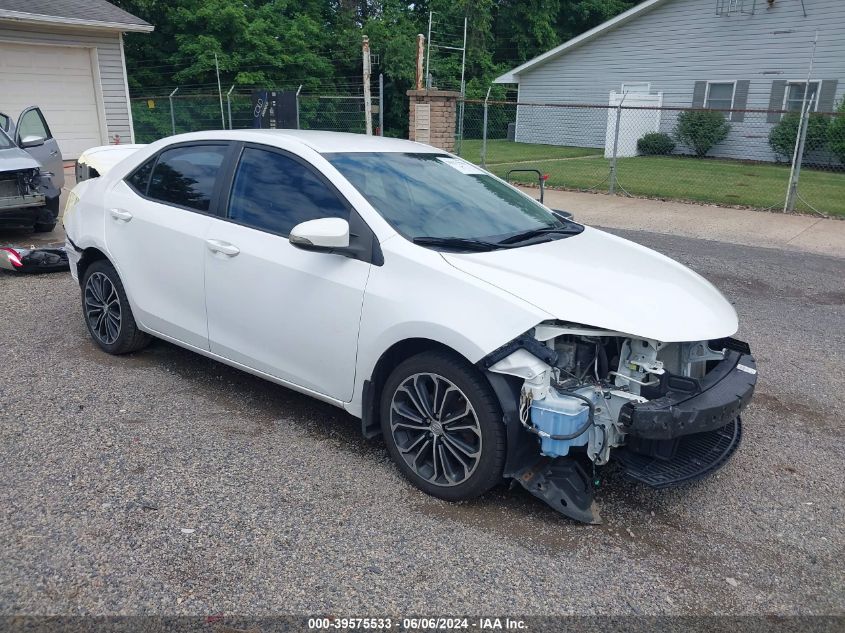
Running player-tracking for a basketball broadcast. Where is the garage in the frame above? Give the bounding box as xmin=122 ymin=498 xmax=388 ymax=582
xmin=0 ymin=42 xmax=104 ymax=159
xmin=0 ymin=0 xmax=153 ymax=160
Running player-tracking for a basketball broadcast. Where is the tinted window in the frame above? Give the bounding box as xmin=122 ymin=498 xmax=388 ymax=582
xmin=228 ymin=148 xmax=348 ymax=236
xmin=126 ymin=157 xmax=155 ymax=193
xmin=148 ymin=145 xmax=227 ymax=212
xmin=326 ymin=152 xmax=560 ymax=241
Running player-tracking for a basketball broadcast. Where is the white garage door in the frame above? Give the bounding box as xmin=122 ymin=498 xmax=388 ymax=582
xmin=0 ymin=42 xmax=105 ymax=160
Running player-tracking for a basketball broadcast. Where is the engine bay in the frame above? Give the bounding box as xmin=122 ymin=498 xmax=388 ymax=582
xmin=482 ymin=322 xmax=757 ymax=523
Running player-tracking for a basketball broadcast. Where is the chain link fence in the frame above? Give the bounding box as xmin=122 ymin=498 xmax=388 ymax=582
xmin=130 ymin=89 xmax=379 ymax=144
xmin=455 ymin=99 xmax=845 ymax=218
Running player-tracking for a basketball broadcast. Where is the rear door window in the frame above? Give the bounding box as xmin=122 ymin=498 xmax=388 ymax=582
xmin=147 ymin=145 xmax=228 ymax=212
xmin=227 ymin=147 xmax=348 ymax=236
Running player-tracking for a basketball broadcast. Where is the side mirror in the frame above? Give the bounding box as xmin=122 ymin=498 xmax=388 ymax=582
xmin=289 ymin=217 xmax=350 ymax=252
xmin=20 ymin=135 xmax=45 ymax=148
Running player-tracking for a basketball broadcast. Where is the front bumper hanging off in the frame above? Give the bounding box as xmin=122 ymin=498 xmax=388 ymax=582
xmin=618 ymin=349 xmax=757 ymax=440
xmin=615 ymin=347 xmax=757 ymax=488
xmin=491 ymin=341 xmax=757 ymax=524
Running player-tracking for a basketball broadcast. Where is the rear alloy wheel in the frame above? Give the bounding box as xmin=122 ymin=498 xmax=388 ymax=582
xmin=380 ymin=351 xmax=506 ymax=502
xmin=81 ymin=260 xmax=151 ymax=355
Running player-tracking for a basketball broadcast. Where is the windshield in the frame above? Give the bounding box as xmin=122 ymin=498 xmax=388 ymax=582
xmin=325 ymin=152 xmax=566 ymax=243
xmin=0 ymin=128 xmax=14 ymax=151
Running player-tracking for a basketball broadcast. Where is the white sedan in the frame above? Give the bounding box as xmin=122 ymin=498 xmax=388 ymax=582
xmin=63 ymin=130 xmax=757 ymax=523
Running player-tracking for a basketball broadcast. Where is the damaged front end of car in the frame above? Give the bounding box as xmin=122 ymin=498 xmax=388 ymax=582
xmin=0 ymin=161 xmax=60 ymax=231
xmin=480 ymin=323 xmax=757 ymax=524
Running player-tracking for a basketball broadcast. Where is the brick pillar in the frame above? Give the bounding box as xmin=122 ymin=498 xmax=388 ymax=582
xmin=407 ymin=89 xmax=460 ymax=152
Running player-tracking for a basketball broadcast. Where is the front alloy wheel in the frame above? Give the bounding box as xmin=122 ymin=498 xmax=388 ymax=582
xmin=380 ymin=350 xmax=506 ymax=502
xmin=390 ymin=373 xmax=483 ymax=487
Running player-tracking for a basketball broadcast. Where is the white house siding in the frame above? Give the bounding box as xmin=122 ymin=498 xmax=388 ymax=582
xmin=513 ymin=0 xmax=845 ymax=162
xmin=0 ymin=22 xmax=132 ymax=150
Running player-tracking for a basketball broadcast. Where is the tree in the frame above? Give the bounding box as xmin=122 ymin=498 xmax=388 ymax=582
xmin=112 ymin=0 xmax=644 ymax=137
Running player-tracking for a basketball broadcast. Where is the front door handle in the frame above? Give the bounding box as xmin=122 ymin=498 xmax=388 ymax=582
xmin=205 ymin=239 xmax=240 ymax=257
xmin=110 ymin=208 xmax=133 ymax=222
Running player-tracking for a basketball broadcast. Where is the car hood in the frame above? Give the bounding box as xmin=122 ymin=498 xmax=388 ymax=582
xmin=0 ymin=147 xmax=41 ymax=171
xmin=441 ymin=226 xmax=738 ymax=342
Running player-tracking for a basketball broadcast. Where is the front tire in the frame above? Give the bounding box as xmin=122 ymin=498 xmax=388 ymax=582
xmin=81 ymin=260 xmax=151 ymax=355
xmin=380 ymin=350 xmax=506 ymax=502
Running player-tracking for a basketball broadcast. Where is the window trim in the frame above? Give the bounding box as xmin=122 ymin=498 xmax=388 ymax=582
xmin=783 ymin=80 xmax=821 ymax=112
xmin=621 ymin=82 xmax=651 ymax=94
xmin=219 ymin=141 xmax=356 ymax=240
xmin=215 ymin=141 xmax=382 ymax=265
xmin=123 ymin=141 xmax=235 ymax=217
xmin=704 ymin=80 xmax=736 ymax=110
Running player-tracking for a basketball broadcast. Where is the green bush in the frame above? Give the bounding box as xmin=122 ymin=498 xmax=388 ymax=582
xmin=637 ymin=132 xmax=675 ymax=155
xmin=768 ymin=112 xmax=831 ymax=162
xmin=674 ymin=110 xmax=731 ymax=157
xmin=828 ymin=100 xmax=845 ymax=164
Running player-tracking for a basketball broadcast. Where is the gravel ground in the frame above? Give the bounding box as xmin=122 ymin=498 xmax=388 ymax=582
xmin=0 ymin=228 xmax=843 ymax=617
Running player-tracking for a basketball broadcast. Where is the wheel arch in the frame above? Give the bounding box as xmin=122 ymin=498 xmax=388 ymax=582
xmin=76 ymin=247 xmax=111 ymax=285
xmin=360 ymin=337 xmax=475 ymax=440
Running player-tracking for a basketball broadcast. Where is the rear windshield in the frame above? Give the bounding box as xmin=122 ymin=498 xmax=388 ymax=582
xmin=324 ymin=152 xmax=562 ymax=242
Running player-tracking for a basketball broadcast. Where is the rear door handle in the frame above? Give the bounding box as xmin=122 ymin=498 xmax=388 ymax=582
xmin=205 ymin=239 xmax=240 ymax=257
xmin=110 ymin=208 xmax=133 ymax=222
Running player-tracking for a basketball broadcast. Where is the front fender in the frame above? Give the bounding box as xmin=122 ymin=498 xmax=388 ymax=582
xmin=346 ymin=241 xmax=550 ymax=418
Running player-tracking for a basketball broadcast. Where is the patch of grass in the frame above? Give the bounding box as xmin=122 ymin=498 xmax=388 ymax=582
xmin=456 ymin=139 xmax=601 ymax=165
xmin=478 ymin=148 xmax=845 ymax=217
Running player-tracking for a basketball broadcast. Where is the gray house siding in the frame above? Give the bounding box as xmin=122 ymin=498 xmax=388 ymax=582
xmin=0 ymin=22 xmax=133 ymax=145
xmin=513 ymin=0 xmax=845 ymax=162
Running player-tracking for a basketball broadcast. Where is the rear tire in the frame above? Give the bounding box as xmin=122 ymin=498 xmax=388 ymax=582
xmin=380 ymin=350 xmax=506 ymax=502
xmin=81 ymin=260 xmax=151 ymax=355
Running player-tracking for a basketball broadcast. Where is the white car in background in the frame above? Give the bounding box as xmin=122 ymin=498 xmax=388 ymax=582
xmin=62 ymin=130 xmax=757 ymax=523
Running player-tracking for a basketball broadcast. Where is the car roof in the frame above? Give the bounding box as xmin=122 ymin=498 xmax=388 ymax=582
xmin=156 ymin=129 xmax=444 ymax=155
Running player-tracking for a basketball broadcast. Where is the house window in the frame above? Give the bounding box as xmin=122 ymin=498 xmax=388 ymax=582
xmin=621 ymin=82 xmax=651 ymax=94
xmin=784 ymin=82 xmax=819 ymax=112
xmin=705 ymin=82 xmax=735 ymax=110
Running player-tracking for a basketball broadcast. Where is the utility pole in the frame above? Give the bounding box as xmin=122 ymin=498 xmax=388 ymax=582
xmin=425 ymin=12 xmax=433 ymax=89
xmin=415 ymin=34 xmax=425 ymax=90
xmin=363 ymin=36 xmax=373 ymax=135
xmin=215 ymin=53 xmax=225 ymax=129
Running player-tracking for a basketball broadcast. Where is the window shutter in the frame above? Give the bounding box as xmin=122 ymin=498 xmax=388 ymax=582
xmin=692 ymin=81 xmax=707 ymax=108
xmin=817 ymin=80 xmax=838 ymax=113
xmin=731 ymin=80 xmax=750 ymax=122
xmin=767 ymin=80 xmax=787 ymax=122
